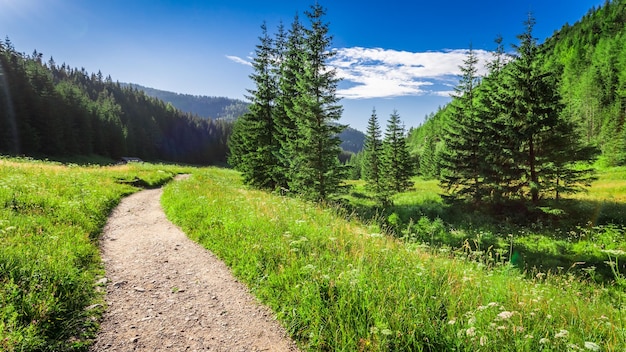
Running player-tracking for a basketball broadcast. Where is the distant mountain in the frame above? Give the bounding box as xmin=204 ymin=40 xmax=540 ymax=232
xmin=339 ymin=126 xmax=365 ymax=154
xmin=124 ymin=83 xmax=250 ymax=121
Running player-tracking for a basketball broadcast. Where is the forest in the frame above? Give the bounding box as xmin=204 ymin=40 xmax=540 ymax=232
xmin=0 ymin=40 xmax=232 ymax=165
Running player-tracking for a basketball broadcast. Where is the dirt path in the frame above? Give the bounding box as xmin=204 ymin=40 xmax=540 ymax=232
xmin=90 ymin=176 xmax=299 ymax=351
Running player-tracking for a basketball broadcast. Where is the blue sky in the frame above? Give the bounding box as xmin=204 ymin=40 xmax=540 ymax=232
xmin=0 ymin=0 xmax=604 ymax=131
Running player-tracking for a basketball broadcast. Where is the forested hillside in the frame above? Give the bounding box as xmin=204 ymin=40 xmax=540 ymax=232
xmin=0 ymin=39 xmax=232 ymax=165
xmin=126 ymin=83 xmax=366 ymax=153
xmin=124 ymin=83 xmax=250 ymax=121
xmin=410 ymin=0 xmax=626 ymax=178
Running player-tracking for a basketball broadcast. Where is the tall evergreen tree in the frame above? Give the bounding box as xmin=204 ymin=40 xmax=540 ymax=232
xmin=274 ymin=16 xmax=306 ymax=191
xmin=381 ymin=110 xmax=414 ymax=194
xmin=288 ymin=4 xmax=346 ymax=200
xmin=228 ymin=22 xmax=279 ymax=189
xmin=440 ymin=46 xmax=486 ymax=202
xmin=495 ymin=14 xmax=596 ymax=203
xmin=362 ymin=108 xmax=388 ymax=204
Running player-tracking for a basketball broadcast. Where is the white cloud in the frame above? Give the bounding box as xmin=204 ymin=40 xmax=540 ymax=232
xmin=226 ymin=55 xmax=252 ymax=67
xmin=329 ymin=47 xmax=492 ymax=99
xmin=227 ymin=47 xmax=493 ymax=100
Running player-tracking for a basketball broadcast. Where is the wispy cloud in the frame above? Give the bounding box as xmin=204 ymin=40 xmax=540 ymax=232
xmin=227 ymin=47 xmax=493 ymax=100
xmin=226 ymin=55 xmax=252 ymax=67
xmin=330 ymin=47 xmax=492 ymax=99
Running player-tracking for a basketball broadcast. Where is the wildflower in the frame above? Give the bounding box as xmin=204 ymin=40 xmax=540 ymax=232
xmin=381 ymin=329 xmax=392 ymax=336
xmin=466 ymin=327 xmax=476 ymax=337
xmin=539 ymin=338 xmax=550 ymax=344
xmin=554 ymin=329 xmax=569 ymax=339
xmin=496 ymin=325 xmax=506 ymax=330
xmin=584 ymin=342 xmax=600 ymax=351
xmin=487 ymin=302 xmax=498 ymax=307
xmin=447 ymin=319 xmax=456 ymax=325
xmin=568 ymin=343 xmax=582 ymax=351
xmin=480 ymin=336 xmax=487 ymax=346
xmin=524 ymin=334 xmax=534 ymax=339
xmin=497 ymin=311 xmax=514 ymax=320
xmin=468 ymin=317 xmax=476 ymax=325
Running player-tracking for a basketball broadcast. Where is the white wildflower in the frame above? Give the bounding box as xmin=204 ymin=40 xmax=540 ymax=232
xmin=466 ymin=327 xmax=476 ymax=337
xmin=497 ymin=311 xmax=514 ymax=320
xmin=480 ymin=336 xmax=487 ymax=346
xmin=584 ymin=342 xmax=600 ymax=351
xmin=539 ymin=338 xmax=550 ymax=344
xmin=447 ymin=319 xmax=456 ymax=325
xmin=554 ymin=329 xmax=569 ymax=339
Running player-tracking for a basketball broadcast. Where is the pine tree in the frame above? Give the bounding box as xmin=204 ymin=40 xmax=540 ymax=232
xmin=440 ymin=46 xmax=486 ymax=202
xmin=288 ymin=4 xmax=346 ymax=201
xmin=475 ymin=35 xmax=521 ymax=202
xmin=274 ymin=16 xmax=305 ymax=191
xmin=495 ymin=14 xmax=596 ymax=203
xmin=362 ymin=108 xmax=388 ymax=204
xmin=228 ymin=22 xmax=279 ymax=189
xmin=381 ymin=110 xmax=414 ymax=194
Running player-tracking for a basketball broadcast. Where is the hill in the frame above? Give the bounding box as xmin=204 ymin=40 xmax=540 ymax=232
xmin=124 ymin=83 xmax=250 ymax=121
xmin=127 ymin=83 xmax=366 ymax=153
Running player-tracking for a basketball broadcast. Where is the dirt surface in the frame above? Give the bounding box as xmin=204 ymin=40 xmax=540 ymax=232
xmin=90 ymin=176 xmax=299 ymax=351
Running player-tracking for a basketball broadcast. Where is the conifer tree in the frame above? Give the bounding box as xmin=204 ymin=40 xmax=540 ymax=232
xmin=288 ymin=4 xmax=346 ymax=200
xmin=228 ymin=23 xmax=279 ymax=189
xmin=381 ymin=110 xmax=413 ymax=194
xmin=440 ymin=46 xmax=486 ymax=202
xmin=495 ymin=14 xmax=596 ymax=203
xmin=362 ymin=108 xmax=388 ymax=204
xmin=274 ymin=16 xmax=306 ymax=191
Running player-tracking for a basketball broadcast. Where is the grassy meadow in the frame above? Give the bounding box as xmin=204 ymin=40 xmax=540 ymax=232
xmin=162 ymin=167 xmax=626 ymax=351
xmin=0 ymin=157 xmax=191 ymax=351
xmin=2 ymin=157 xmax=625 ymax=351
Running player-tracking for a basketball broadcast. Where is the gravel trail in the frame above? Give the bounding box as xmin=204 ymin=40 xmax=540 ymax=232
xmin=90 ymin=176 xmax=299 ymax=351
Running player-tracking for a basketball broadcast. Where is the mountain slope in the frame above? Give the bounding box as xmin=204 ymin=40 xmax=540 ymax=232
xmin=125 ymin=83 xmax=250 ymax=121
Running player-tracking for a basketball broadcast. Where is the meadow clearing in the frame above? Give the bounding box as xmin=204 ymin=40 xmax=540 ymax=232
xmin=1 ymin=157 xmax=624 ymax=351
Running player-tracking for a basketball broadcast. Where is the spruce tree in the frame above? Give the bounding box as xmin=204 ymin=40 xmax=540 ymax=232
xmin=362 ymin=108 xmax=388 ymax=204
xmin=274 ymin=15 xmax=306 ymax=192
xmin=381 ymin=110 xmax=414 ymax=194
xmin=495 ymin=14 xmax=596 ymax=203
xmin=440 ymin=46 xmax=486 ymax=202
xmin=288 ymin=4 xmax=346 ymax=200
xmin=475 ymin=35 xmax=521 ymax=202
xmin=228 ymin=22 xmax=279 ymax=189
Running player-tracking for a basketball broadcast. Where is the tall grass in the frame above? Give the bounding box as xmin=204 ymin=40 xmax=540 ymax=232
xmin=0 ymin=157 xmax=190 ymax=351
xmin=162 ymin=168 xmax=626 ymax=351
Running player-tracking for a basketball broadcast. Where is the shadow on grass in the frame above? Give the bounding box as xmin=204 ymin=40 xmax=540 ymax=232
xmin=341 ymin=193 xmax=626 ymax=282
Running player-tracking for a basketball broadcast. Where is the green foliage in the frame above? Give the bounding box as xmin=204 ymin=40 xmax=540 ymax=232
xmin=0 ymin=157 xmax=190 ymax=351
xmin=162 ymin=167 xmax=626 ymax=351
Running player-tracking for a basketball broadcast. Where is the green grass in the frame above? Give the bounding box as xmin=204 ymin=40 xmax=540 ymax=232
xmin=0 ymin=157 xmax=192 ymax=351
xmin=162 ymin=168 xmax=626 ymax=351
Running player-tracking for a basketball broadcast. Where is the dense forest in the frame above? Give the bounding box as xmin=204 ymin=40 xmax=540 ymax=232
xmin=0 ymin=39 xmax=232 ymax=165
xmin=410 ymin=0 xmax=626 ymax=179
